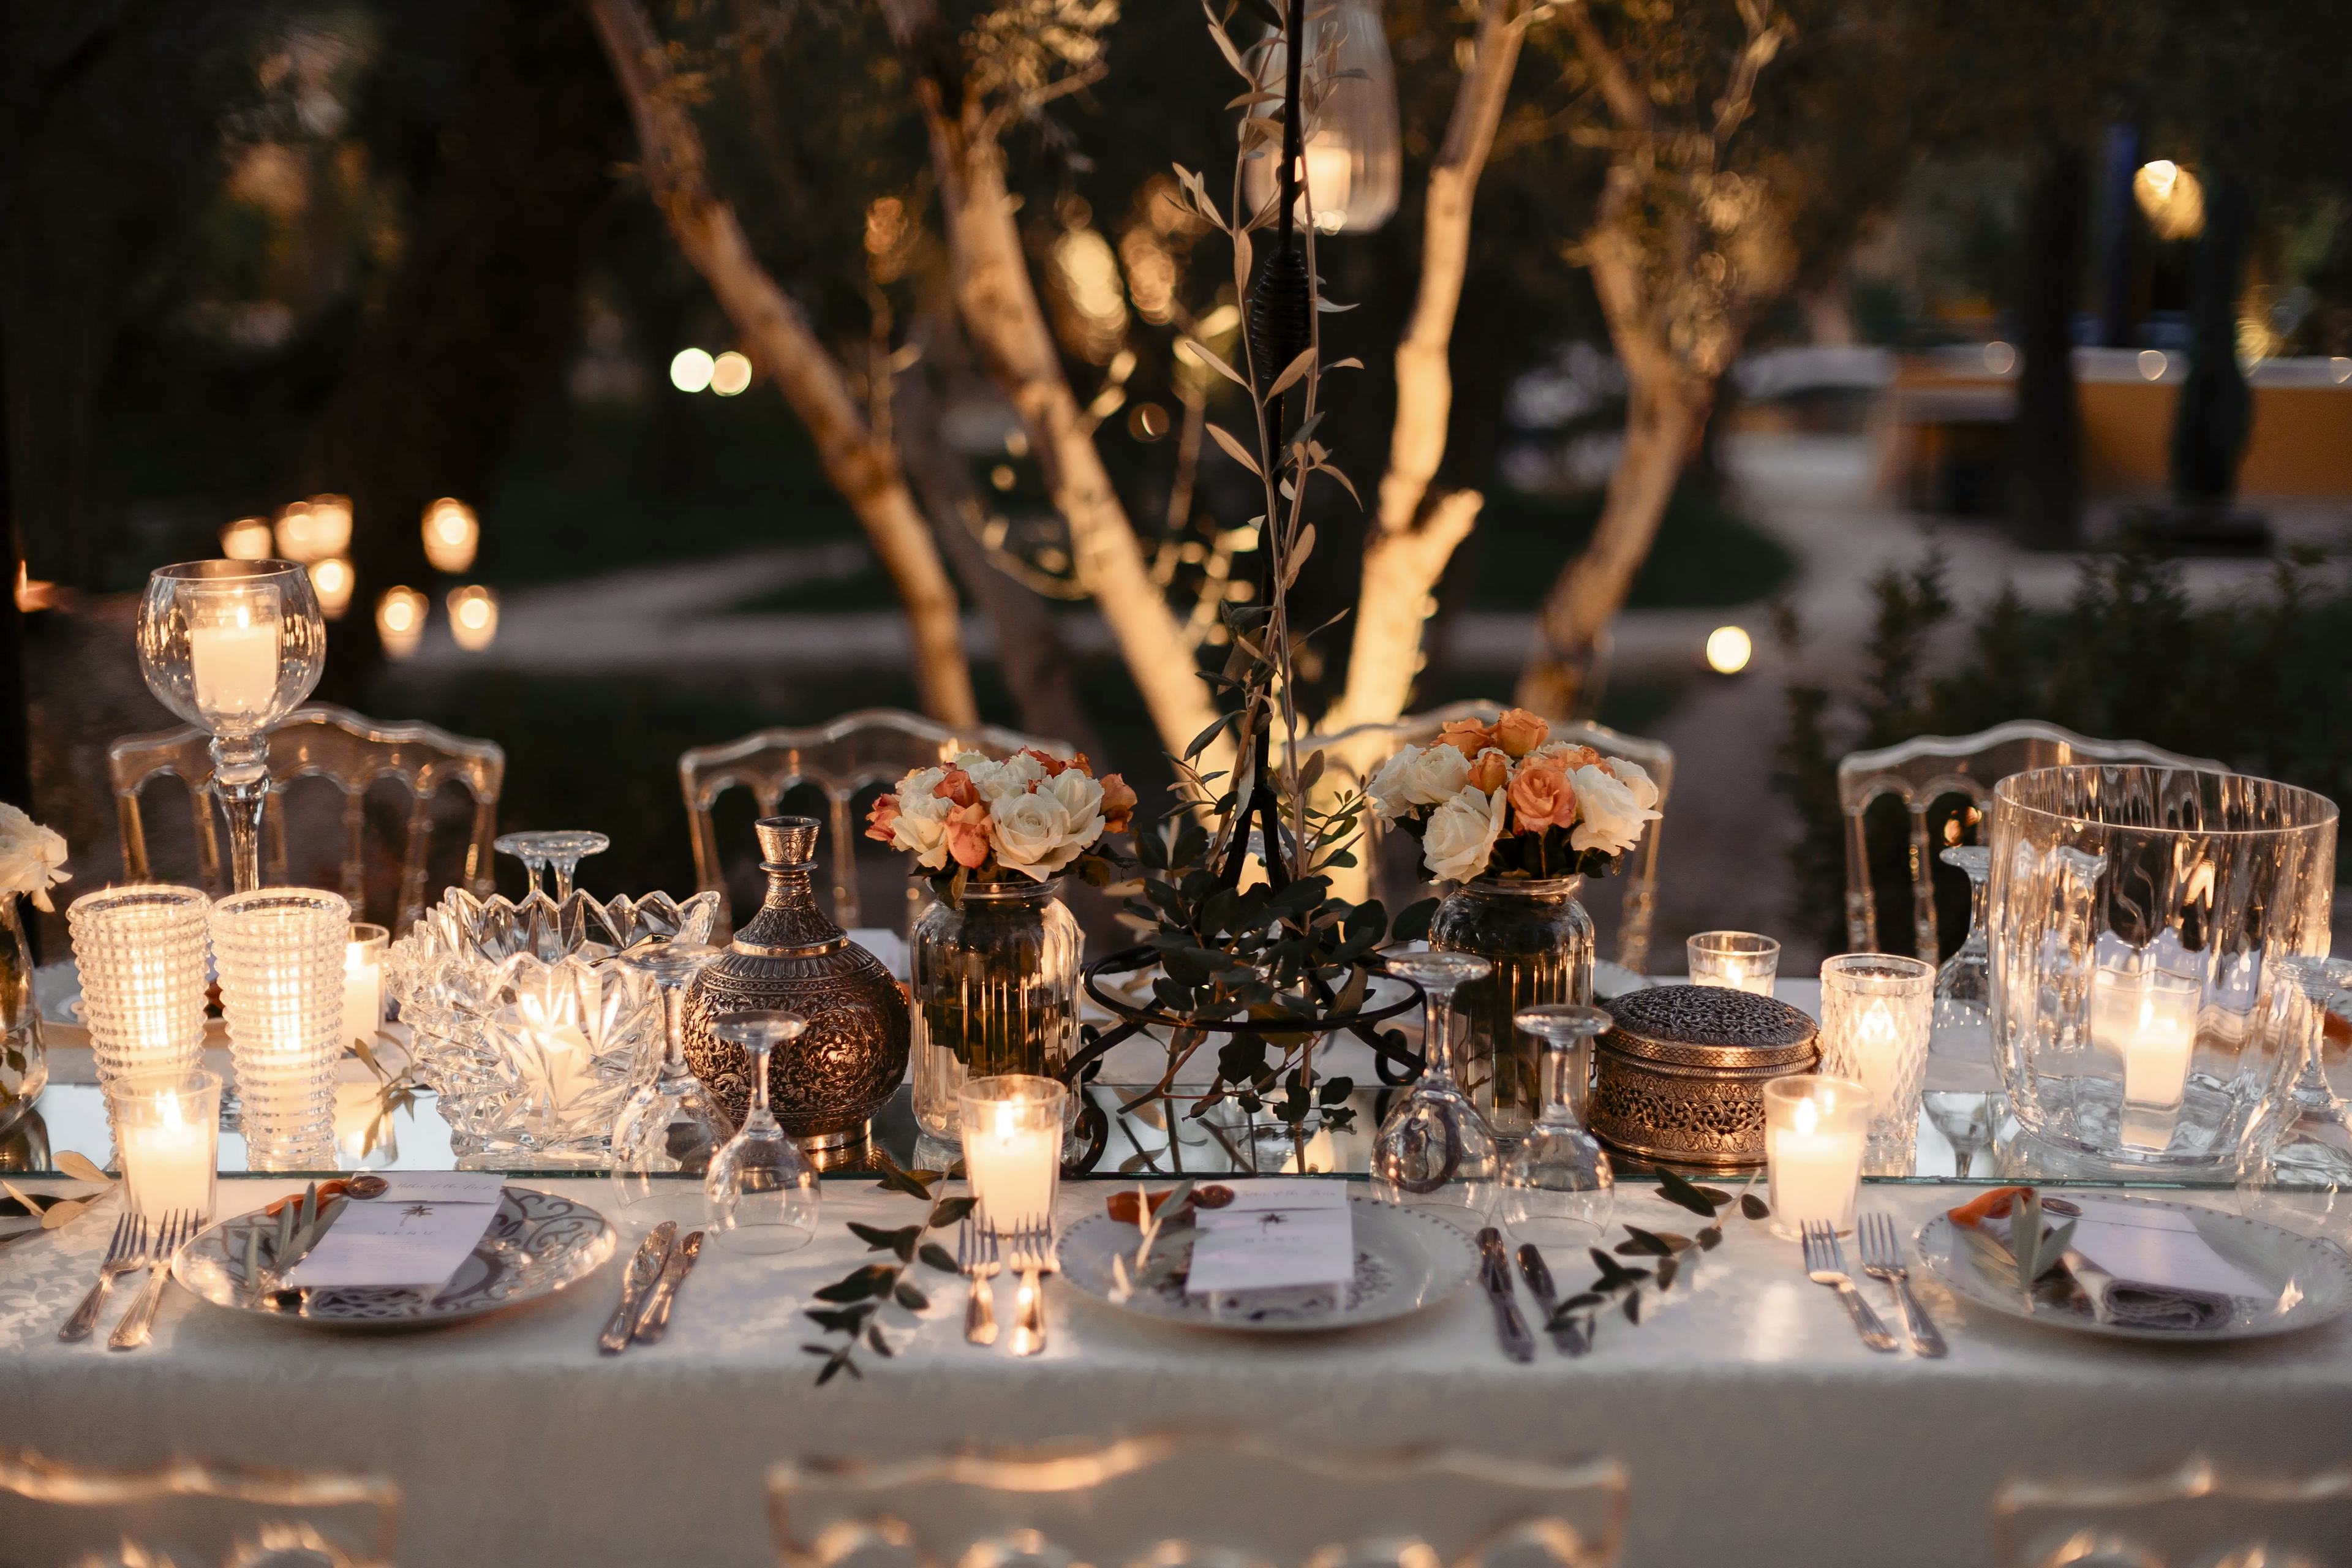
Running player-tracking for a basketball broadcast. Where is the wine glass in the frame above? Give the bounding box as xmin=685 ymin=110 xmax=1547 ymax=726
xmin=1924 ymin=845 xmax=2003 ymax=1175
xmin=1370 ymin=951 xmax=1499 ymax=1229
xmin=496 ymin=831 xmax=611 ymax=900
xmin=611 ymin=943 xmax=729 ymax=1223
xmin=2263 ymin=956 xmax=2352 ymax=1186
xmin=1499 ymin=1004 xmax=1615 ymax=1243
xmin=704 ymin=1010 xmax=820 ymax=1253
xmin=136 ymin=560 xmax=326 ymax=891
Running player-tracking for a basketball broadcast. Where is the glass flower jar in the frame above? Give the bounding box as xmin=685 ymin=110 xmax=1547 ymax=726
xmin=1430 ymin=876 xmax=1596 ymax=1143
xmin=0 ymin=895 xmax=45 ymax=1133
xmin=911 ymin=880 xmax=1081 ymax=1143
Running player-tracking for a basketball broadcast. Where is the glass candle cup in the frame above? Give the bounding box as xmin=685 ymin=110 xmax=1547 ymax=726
xmin=1765 ymin=1076 xmax=1872 ymax=1238
xmin=958 ymin=1074 xmax=1068 ymax=1234
xmin=344 ymin=923 xmax=388 ymax=1050
xmin=105 ymin=1067 xmax=221 ymax=1221
xmin=1687 ymin=932 xmax=1781 ymax=997
xmin=210 ymin=888 xmax=352 ymax=1170
xmin=68 ymin=884 xmax=214 ymax=1084
xmin=1818 ymin=953 xmax=1936 ymax=1174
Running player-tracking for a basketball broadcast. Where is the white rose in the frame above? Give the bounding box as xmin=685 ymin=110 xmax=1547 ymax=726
xmin=1043 ymin=768 xmax=1106 ymax=853
xmin=962 ymin=752 xmax=1044 ymax=803
xmin=1569 ymin=764 xmax=1659 ymax=856
xmin=1421 ymin=785 xmax=1509 ymax=884
xmin=990 ymin=788 xmax=1083 ymax=880
xmin=889 ymin=767 xmax=955 ymax=869
xmin=0 ymin=804 xmax=69 ymax=911
xmin=1602 ymin=755 xmax=1660 ymax=812
xmin=1368 ymin=743 xmax=1471 ymax=820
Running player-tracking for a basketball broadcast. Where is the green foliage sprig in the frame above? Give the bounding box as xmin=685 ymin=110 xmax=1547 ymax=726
xmin=1544 ymin=1168 xmax=1771 ymax=1354
xmin=801 ymin=1152 xmax=973 ymax=1386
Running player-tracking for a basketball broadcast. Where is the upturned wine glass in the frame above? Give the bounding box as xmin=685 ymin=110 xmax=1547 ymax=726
xmin=704 ymin=1010 xmax=820 ymax=1253
xmin=496 ymin=830 xmax=611 ymax=900
xmin=136 ymin=560 xmax=326 ymax=891
xmin=1499 ymin=1004 xmax=1615 ymax=1243
xmin=611 ymin=943 xmax=729 ymax=1223
xmin=1370 ymin=951 xmax=1499 ymax=1230
xmin=1924 ymin=845 xmax=2003 ymax=1175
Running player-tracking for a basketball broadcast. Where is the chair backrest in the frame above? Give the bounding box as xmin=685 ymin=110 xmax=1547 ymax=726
xmin=1300 ymin=700 xmax=1675 ymax=973
xmin=770 ymin=1431 xmax=1626 ymax=1568
xmin=679 ymin=708 xmax=1068 ymax=935
xmin=1994 ymin=1455 xmax=2352 ymax=1568
xmin=1836 ymin=719 xmax=2220 ymax=959
xmin=0 ymin=1450 xmax=399 ymax=1567
xmin=109 ymin=704 xmax=503 ymax=935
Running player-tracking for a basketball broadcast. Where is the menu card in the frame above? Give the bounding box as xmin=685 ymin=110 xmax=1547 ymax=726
xmin=284 ymin=1173 xmax=506 ymax=1289
xmin=1184 ymin=1180 xmax=1354 ymax=1295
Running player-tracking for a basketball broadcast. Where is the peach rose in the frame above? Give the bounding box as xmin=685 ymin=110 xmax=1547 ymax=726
xmin=943 ymin=801 xmax=993 ymax=870
xmin=1506 ymin=756 xmax=1577 ymax=834
xmin=1437 ymin=717 xmax=1499 ymax=757
xmin=1020 ymin=747 xmax=1082 ymax=777
xmin=934 ymin=767 xmax=982 ymax=810
xmin=1099 ymin=772 xmax=1138 ymax=834
xmin=1464 ymin=747 xmax=1511 ymax=796
xmin=865 ymin=793 xmax=903 ymax=843
xmin=1493 ymin=707 xmax=1549 ymax=759
xmin=1538 ymin=741 xmax=1602 ymax=772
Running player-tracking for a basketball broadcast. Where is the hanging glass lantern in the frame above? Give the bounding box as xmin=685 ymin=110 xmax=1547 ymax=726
xmin=1238 ymin=0 xmax=1401 ymax=236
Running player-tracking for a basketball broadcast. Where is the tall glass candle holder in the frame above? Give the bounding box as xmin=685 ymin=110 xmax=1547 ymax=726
xmin=959 ymin=1075 xmax=1068 ymax=1234
xmin=67 ymin=885 xmax=213 ymax=1084
xmin=344 ymin=923 xmax=387 ymax=1050
xmin=137 ymin=560 xmax=326 ymax=892
xmin=1765 ymin=1075 xmax=1871 ymax=1238
xmin=105 ymin=1067 xmax=221 ymax=1220
xmin=210 ymin=889 xmax=350 ymax=1170
xmin=1687 ymin=932 xmax=1781 ymax=996
xmin=1819 ymin=954 xmax=1936 ymax=1174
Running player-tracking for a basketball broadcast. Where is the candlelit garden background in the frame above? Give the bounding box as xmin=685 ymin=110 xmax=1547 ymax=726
xmin=7 ymin=0 xmax=2352 ymax=967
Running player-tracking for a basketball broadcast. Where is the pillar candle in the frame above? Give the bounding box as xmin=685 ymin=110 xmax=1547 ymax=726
xmin=189 ymin=609 xmax=280 ymax=717
xmin=964 ymin=1100 xmax=1059 ymax=1230
xmin=1768 ymin=1096 xmax=1866 ymax=1234
xmin=343 ymin=938 xmax=383 ymax=1049
xmin=120 ymin=1091 xmax=217 ymax=1219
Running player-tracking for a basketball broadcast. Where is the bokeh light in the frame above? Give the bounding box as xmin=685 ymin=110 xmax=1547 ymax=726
xmin=377 ymin=586 xmax=428 ymax=661
xmin=220 ymin=518 xmax=273 ymax=560
xmin=422 ymin=497 xmax=480 ymax=573
xmin=1705 ymin=625 xmax=1753 ymax=675
xmin=710 ymin=350 xmax=753 ymax=396
xmin=669 ymin=348 xmax=715 ymax=393
xmin=309 ymin=557 xmax=354 ymax=620
xmin=447 ymin=584 xmax=499 ymax=651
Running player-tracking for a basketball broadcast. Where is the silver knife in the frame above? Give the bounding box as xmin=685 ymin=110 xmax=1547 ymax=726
xmin=600 ymin=1223 xmax=676 ymax=1354
xmin=1474 ymin=1227 xmax=1536 ymax=1363
xmin=630 ymin=1229 xmax=703 ymax=1344
xmin=1515 ymin=1242 xmax=1583 ymax=1356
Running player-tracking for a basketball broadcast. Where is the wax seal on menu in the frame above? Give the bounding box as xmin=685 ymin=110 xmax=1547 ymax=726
xmin=344 ymin=1174 xmax=390 ymax=1200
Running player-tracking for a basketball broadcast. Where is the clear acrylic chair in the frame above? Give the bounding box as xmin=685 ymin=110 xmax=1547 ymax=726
xmin=0 ymin=1450 xmax=399 ymax=1567
xmin=1994 ymin=1455 xmax=2352 ymax=1568
xmin=1836 ymin=719 xmax=2217 ymax=959
xmin=770 ymin=1430 xmax=1627 ymax=1568
xmin=110 ymin=703 xmax=503 ymax=934
xmin=679 ymin=708 xmax=1067 ymax=938
xmin=1298 ymin=699 xmax=1673 ymax=974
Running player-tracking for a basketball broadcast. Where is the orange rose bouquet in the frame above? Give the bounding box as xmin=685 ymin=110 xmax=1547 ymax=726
xmin=865 ymin=748 xmax=1135 ymax=899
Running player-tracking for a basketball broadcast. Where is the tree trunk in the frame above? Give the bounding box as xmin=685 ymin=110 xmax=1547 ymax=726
xmin=1324 ymin=0 xmax=1523 ymax=739
xmin=586 ymin=0 xmax=977 ymax=726
xmin=878 ymin=0 xmax=1220 ymax=765
xmin=2008 ymin=139 xmax=2085 ymax=549
xmin=2171 ymin=163 xmax=2252 ymax=506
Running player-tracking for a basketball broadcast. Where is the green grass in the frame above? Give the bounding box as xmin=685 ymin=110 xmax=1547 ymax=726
xmin=1457 ymin=480 xmax=1797 ymax=612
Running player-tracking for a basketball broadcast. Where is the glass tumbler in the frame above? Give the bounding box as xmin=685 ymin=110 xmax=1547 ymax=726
xmin=67 ymin=884 xmax=213 ymax=1085
xmin=105 ymin=1067 xmax=221 ymax=1221
xmin=1819 ymin=953 xmax=1936 ymax=1174
xmin=1687 ymin=932 xmax=1781 ymax=995
xmin=209 ymin=888 xmax=351 ymax=1170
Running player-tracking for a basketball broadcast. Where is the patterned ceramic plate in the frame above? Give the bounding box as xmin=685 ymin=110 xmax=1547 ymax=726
xmin=1055 ymin=1193 xmax=1479 ymax=1335
xmin=1915 ymin=1195 xmax=2352 ymax=1343
xmin=172 ymin=1186 xmax=616 ymax=1332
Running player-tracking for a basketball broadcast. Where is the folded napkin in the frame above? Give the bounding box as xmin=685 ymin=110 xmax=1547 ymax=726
xmin=2059 ymin=1246 xmax=2236 ymax=1332
xmin=1948 ymin=1188 xmax=2261 ymax=1332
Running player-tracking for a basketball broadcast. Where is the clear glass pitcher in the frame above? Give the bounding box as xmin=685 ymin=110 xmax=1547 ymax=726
xmin=1988 ymin=764 xmax=2337 ymax=1169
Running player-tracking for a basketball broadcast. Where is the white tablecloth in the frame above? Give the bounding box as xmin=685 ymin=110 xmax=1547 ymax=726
xmin=4 ymin=1176 xmax=2346 ymax=1568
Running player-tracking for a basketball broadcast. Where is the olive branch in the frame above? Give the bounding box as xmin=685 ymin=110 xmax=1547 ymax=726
xmin=800 ymin=1152 xmax=973 ymax=1385
xmin=1545 ymin=1167 xmax=1772 ymax=1353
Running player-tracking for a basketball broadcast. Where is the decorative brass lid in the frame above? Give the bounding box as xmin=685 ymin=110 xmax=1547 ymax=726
xmin=1599 ymin=983 xmax=1819 ymax=1071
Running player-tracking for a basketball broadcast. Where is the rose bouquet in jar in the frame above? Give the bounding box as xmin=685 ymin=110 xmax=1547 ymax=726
xmin=866 ymin=750 xmax=1136 ymax=1141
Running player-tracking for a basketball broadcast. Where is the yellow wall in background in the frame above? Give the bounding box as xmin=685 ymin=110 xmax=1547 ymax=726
xmin=2078 ymin=382 xmax=2352 ymax=498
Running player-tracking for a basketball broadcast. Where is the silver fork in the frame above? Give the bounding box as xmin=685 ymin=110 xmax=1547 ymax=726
xmin=110 ymin=1210 xmax=198 ymax=1351
xmin=957 ymin=1216 xmax=1000 ymax=1347
xmin=1801 ymin=1219 xmax=1899 ymax=1352
xmin=1006 ymin=1220 xmax=1054 ymax=1358
xmin=58 ymin=1212 xmax=147 ymax=1343
xmin=1858 ymin=1211 xmax=1947 ymax=1358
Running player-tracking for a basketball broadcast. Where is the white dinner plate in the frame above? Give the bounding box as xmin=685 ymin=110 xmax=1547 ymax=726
xmin=173 ymin=1185 xmax=616 ymax=1332
xmin=1055 ymin=1193 xmax=1479 ymax=1334
xmin=1914 ymin=1195 xmax=2352 ymax=1343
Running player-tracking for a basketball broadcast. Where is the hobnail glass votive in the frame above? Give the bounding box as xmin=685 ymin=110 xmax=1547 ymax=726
xmin=210 ymin=888 xmax=351 ymax=1170
xmin=1687 ymin=931 xmax=1781 ymax=996
xmin=67 ymin=884 xmax=213 ymax=1084
xmin=1765 ymin=1075 xmax=1872 ymax=1238
xmin=959 ymin=1074 xmax=1068 ymax=1234
xmin=1818 ymin=953 xmax=1936 ymax=1174
xmin=105 ymin=1066 xmax=221 ymax=1220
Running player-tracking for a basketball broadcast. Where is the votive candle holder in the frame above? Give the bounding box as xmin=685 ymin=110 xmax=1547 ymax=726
xmin=210 ymin=888 xmax=350 ymax=1170
xmin=1817 ymin=953 xmax=1936 ymax=1174
xmin=105 ymin=1066 xmax=221 ymax=1221
xmin=959 ymin=1074 xmax=1067 ymax=1234
xmin=344 ymin=922 xmax=388 ymax=1050
xmin=67 ymin=884 xmax=213 ymax=1084
xmin=1687 ymin=932 xmax=1781 ymax=996
xmin=1764 ymin=1075 xmax=1872 ymax=1238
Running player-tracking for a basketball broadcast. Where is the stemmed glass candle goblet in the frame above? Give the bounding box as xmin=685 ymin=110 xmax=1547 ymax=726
xmin=1499 ymin=1004 xmax=1616 ymax=1243
xmin=496 ymin=831 xmax=611 ymax=901
xmin=704 ymin=1011 xmax=820 ymax=1253
xmin=611 ymin=943 xmax=729 ymax=1221
xmin=136 ymin=560 xmax=326 ymax=892
xmin=1370 ymin=951 xmax=1500 ymax=1229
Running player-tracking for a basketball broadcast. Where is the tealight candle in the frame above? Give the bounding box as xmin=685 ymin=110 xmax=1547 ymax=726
xmin=344 ymin=923 xmax=387 ymax=1050
xmin=958 ymin=1074 xmax=1067 ymax=1233
xmin=106 ymin=1068 xmax=221 ymax=1221
xmin=187 ymin=597 xmax=281 ymax=718
xmin=2090 ymin=968 xmax=2201 ymax=1109
xmin=1687 ymin=932 xmax=1781 ymax=997
xmin=1765 ymin=1076 xmax=1871 ymax=1238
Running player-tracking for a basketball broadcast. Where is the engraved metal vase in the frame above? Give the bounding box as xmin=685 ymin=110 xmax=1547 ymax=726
xmin=681 ymin=816 xmax=910 ymax=1150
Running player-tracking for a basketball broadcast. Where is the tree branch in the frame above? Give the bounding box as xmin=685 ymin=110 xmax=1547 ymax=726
xmin=1560 ymin=0 xmax=1656 ymax=135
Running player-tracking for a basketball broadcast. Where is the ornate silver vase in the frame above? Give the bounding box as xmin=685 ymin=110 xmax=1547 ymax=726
xmin=681 ymin=816 xmax=909 ymax=1150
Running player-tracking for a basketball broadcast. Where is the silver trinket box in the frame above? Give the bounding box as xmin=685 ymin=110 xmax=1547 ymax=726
xmin=1587 ymin=983 xmax=1819 ymax=1169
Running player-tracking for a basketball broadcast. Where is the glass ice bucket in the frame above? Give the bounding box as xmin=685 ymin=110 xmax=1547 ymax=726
xmin=1988 ymin=765 xmax=2337 ymax=1169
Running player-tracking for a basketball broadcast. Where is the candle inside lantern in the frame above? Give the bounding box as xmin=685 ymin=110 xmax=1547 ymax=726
xmin=958 ymin=1074 xmax=1066 ymax=1232
xmin=344 ymin=923 xmax=387 ymax=1049
xmin=1765 ymin=1076 xmax=1871 ymax=1238
xmin=2092 ymin=968 xmax=2201 ymax=1109
xmin=107 ymin=1068 xmax=221 ymax=1221
xmin=188 ymin=596 xmax=281 ymax=717
xmin=1302 ymin=141 xmax=1354 ymax=228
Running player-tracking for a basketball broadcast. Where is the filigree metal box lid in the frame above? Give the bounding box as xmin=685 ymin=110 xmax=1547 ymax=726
xmin=1588 ymin=983 xmax=1819 ymax=1169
